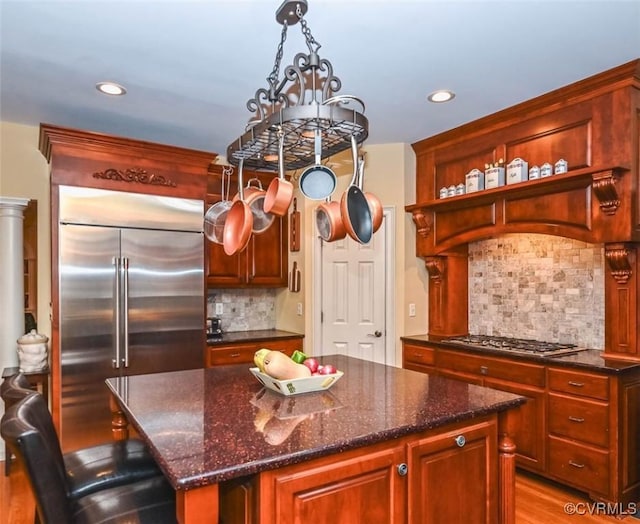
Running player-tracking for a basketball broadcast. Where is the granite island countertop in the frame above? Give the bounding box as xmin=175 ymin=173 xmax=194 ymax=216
xmin=106 ymin=354 xmax=525 ymax=491
xmin=207 ymin=328 xmax=303 ymax=345
xmin=401 ymin=334 xmax=640 ymax=374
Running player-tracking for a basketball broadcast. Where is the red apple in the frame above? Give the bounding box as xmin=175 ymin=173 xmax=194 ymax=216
xmin=319 ymin=363 xmax=337 ymax=375
xmin=303 ymin=357 xmax=319 ymax=373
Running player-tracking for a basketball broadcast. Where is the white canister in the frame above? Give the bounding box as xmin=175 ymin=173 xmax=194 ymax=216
xmin=17 ymin=329 xmax=49 ymax=373
xmin=465 ymin=169 xmax=485 ymax=193
xmin=554 ymin=159 xmax=568 ymax=174
xmin=439 ymin=187 xmax=448 ymax=199
xmin=506 ymin=158 xmax=529 ymax=185
xmin=540 ymin=162 xmax=553 ymax=178
xmin=455 ymin=183 xmax=466 ymax=196
xmin=529 ymin=166 xmax=540 ymax=180
xmin=447 ymin=185 xmax=456 ymax=197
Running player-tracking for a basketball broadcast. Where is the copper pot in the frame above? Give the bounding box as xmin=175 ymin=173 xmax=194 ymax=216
xmin=316 ymin=199 xmax=346 ymax=242
xmin=264 ymin=130 xmax=294 ymax=216
xmin=223 ymin=158 xmax=254 ymax=256
xmin=234 ymin=178 xmax=274 ymax=234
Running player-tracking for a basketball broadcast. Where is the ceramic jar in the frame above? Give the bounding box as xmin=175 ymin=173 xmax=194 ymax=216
xmin=17 ymin=329 xmax=49 ymax=372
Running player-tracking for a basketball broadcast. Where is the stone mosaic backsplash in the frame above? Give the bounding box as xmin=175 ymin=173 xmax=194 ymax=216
xmin=207 ymin=289 xmax=276 ymax=333
xmin=468 ymin=234 xmax=605 ymax=349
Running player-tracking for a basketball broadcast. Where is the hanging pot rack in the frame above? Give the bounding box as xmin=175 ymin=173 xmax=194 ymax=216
xmin=225 ymin=0 xmax=369 ymax=172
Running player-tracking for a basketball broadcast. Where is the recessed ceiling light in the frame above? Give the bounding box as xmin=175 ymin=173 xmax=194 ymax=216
xmin=96 ymin=81 xmax=127 ymax=96
xmin=427 ymin=90 xmax=455 ymax=103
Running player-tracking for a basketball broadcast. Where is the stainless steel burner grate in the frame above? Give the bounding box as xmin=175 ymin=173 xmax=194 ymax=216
xmin=442 ymin=335 xmax=585 ymax=357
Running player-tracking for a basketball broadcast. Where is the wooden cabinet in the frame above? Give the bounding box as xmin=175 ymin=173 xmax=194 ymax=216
xmin=205 ymin=337 xmax=303 ymax=367
xmin=434 ymin=349 xmax=546 ymax=473
xmin=407 ymin=418 xmax=497 ymax=524
xmin=206 ymin=167 xmax=288 ymax=288
xmin=402 ymin=338 xmax=640 ymax=504
xmin=546 ymin=367 xmax=613 ymax=499
xmin=405 ymin=60 xmax=640 ymax=361
xmin=259 ymin=415 xmax=498 ymax=524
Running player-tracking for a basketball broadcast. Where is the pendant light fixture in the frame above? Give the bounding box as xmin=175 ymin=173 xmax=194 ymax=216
xmin=226 ymin=0 xmax=368 ymax=173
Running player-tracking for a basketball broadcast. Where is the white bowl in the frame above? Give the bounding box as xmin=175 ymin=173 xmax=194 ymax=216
xmin=249 ymin=367 xmax=344 ymax=396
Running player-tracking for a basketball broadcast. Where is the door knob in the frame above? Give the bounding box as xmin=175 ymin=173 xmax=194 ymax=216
xmin=367 ymin=330 xmax=382 ymax=338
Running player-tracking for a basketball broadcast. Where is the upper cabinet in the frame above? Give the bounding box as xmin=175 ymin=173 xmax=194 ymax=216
xmin=206 ymin=166 xmax=288 ymax=288
xmin=406 ymin=60 xmax=640 ymax=361
xmin=407 ymin=59 xmax=640 ymax=258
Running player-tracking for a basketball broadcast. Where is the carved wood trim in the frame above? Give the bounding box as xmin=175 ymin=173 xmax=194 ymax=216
xmin=412 ymin=210 xmax=432 ymax=238
xmin=424 ymin=257 xmax=445 ymax=282
xmin=605 ymin=243 xmax=633 ymax=284
xmin=592 ymin=169 xmax=622 ymax=215
xmin=93 ymin=167 xmax=178 ymax=188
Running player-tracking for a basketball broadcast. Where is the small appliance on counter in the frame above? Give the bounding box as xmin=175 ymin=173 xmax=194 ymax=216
xmin=207 ymin=317 xmax=223 ymax=341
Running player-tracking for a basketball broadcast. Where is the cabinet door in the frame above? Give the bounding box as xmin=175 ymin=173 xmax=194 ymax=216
xmin=484 ymin=377 xmax=546 ymax=474
xmin=259 ymin=441 xmax=406 ymax=524
xmin=407 ymin=418 xmax=497 ymax=524
xmin=205 ymin=195 xmax=245 ymax=286
xmin=246 ymin=214 xmax=287 ymax=287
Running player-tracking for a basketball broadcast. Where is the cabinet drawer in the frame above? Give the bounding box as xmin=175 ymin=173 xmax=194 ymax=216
xmin=403 ymin=343 xmax=435 ymax=368
xmin=548 ymin=435 xmax=609 ymax=496
xmin=206 ymin=338 xmax=301 ymax=367
xmin=437 ymin=350 xmax=545 ymax=387
xmin=548 ymin=368 xmax=609 ymax=401
xmin=548 ymin=393 xmax=609 ymax=448
xmin=207 ymin=343 xmax=258 ymax=366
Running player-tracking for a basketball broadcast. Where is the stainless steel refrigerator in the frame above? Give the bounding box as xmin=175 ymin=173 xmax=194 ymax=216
xmin=58 ymin=185 xmax=204 ymax=450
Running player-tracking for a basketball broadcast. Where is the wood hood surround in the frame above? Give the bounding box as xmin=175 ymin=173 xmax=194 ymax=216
xmin=407 ymin=59 xmax=640 ymax=361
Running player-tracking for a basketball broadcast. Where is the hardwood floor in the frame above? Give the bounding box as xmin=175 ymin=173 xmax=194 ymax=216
xmin=0 ymin=461 xmax=637 ymax=523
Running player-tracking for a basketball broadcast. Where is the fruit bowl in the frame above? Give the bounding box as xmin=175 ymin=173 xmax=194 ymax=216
xmin=249 ymin=367 xmax=344 ymax=396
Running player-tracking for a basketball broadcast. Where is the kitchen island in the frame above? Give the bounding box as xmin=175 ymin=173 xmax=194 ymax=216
xmin=107 ymin=354 xmax=525 ymax=524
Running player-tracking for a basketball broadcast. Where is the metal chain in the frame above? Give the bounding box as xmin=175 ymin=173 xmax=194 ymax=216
xmin=267 ymin=22 xmax=288 ymax=87
xmin=297 ymin=4 xmax=321 ymax=53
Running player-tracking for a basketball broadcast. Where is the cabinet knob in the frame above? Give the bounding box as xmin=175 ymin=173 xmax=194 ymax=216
xmin=479 ymin=366 xmax=488 ymax=375
xmin=397 ymin=463 xmax=408 ymax=476
xmin=454 ymin=435 xmax=466 ymax=447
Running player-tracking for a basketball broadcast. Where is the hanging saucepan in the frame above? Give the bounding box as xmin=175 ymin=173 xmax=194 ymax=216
xmin=340 ymin=136 xmax=372 ymax=244
xmin=356 ymin=156 xmax=383 ymax=233
xmin=316 ymin=197 xmax=346 ymax=242
xmin=263 ymin=130 xmax=294 ymax=216
xmin=223 ymin=158 xmax=254 ymax=256
xmin=234 ymin=177 xmax=274 ymax=234
xmin=298 ymin=129 xmax=337 ymax=200
xmin=204 ymin=166 xmax=233 ymax=244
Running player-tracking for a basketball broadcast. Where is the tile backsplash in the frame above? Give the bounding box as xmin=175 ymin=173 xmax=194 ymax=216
xmin=468 ymin=234 xmax=604 ymax=349
xmin=207 ymin=289 xmax=276 ymax=333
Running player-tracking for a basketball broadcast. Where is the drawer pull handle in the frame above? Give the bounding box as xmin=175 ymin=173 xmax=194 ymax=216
xmin=230 ymin=352 xmax=241 ymax=358
xmin=568 ymin=381 xmax=584 ymax=388
xmin=568 ymin=416 xmax=585 ymax=423
xmin=479 ymin=366 xmax=488 ymax=376
xmin=569 ymin=460 xmax=585 ymax=469
xmin=454 ymin=435 xmax=466 ymax=447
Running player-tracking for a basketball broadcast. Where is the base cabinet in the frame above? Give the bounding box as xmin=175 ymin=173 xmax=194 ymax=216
xmin=258 ymin=416 xmax=499 ymax=524
xmin=402 ymin=338 xmax=640 ymax=504
xmin=206 ymin=337 xmax=303 ymax=367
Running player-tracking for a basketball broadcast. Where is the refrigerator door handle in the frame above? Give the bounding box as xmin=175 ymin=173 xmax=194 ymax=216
xmin=123 ymin=257 xmax=130 ymax=368
xmin=113 ymin=256 xmax=121 ymax=369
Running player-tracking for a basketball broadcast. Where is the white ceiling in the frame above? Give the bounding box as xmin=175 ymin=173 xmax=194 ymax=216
xmin=1 ymin=0 xmax=639 ymax=160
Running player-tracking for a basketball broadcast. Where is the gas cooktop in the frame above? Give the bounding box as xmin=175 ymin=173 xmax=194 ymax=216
xmin=441 ymin=335 xmax=587 ymax=358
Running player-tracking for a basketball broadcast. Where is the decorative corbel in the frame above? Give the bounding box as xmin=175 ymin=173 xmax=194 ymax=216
xmin=604 ymin=243 xmax=633 ymax=284
xmin=424 ymin=256 xmax=445 ymax=283
xmin=592 ymin=168 xmax=622 ymax=215
xmin=93 ymin=168 xmax=178 ymax=188
xmin=412 ymin=209 xmax=432 ymax=238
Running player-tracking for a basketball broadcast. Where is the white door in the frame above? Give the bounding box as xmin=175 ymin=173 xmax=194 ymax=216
xmin=319 ymin=215 xmax=388 ymax=364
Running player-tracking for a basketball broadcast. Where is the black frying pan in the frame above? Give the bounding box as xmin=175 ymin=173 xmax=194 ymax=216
xmin=340 ymin=135 xmax=372 ymax=244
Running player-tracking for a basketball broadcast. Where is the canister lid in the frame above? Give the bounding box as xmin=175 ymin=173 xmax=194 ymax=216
xmin=17 ymin=329 xmax=49 ymax=345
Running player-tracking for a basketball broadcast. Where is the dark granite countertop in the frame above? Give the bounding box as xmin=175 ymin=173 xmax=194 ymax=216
xmin=106 ymin=355 xmax=525 ymax=491
xmin=401 ymin=334 xmax=640 ymax=374
xmin=207 ymin=329 xmax=303 ymax=345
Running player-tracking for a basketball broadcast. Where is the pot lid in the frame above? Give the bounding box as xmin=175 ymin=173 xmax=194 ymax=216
xmin=17 ymin=329 xmax=49 ymax=345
